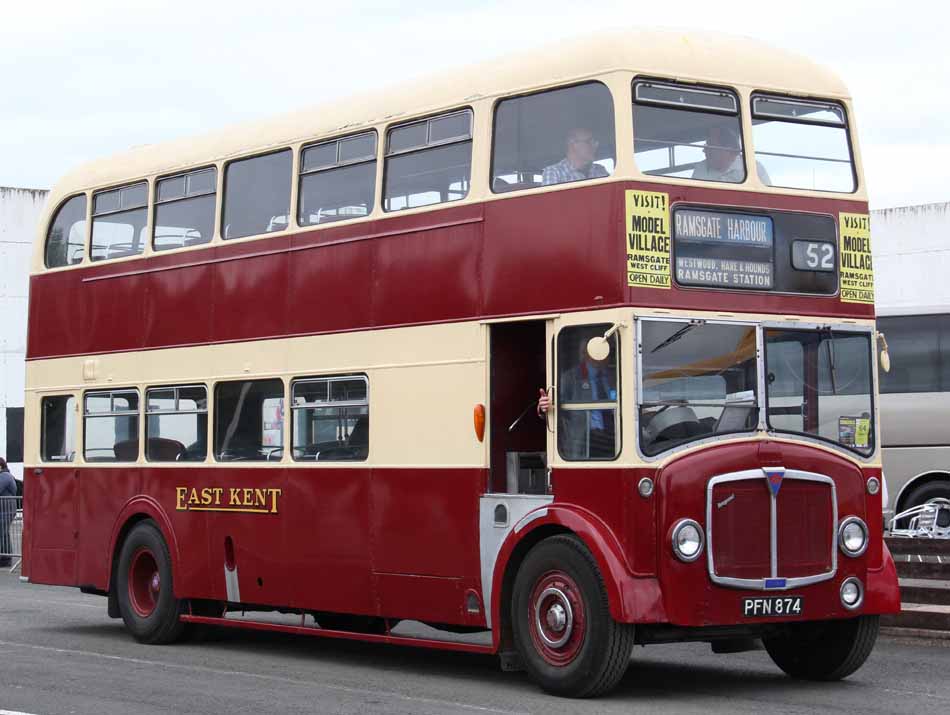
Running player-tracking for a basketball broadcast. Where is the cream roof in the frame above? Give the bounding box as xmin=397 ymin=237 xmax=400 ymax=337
xmin=50 ymin=28 xmax=851 ymax=202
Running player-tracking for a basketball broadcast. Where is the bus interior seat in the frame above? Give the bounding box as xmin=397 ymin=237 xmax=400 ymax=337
xmin=113 ymin=439 xmax=141 ymax=462
xmin=146 ymin=437 xmax=186 ymax=462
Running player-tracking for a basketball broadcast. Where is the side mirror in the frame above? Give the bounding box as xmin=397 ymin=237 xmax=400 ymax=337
xmin=587 ymin=336 xmax=611 ymax=361
xmin=878 ymin=332 xmax=891 ymax=373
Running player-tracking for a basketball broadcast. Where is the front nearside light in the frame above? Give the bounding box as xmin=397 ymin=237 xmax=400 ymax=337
xmin=838 ymin=516 xmax=869 ymax=557
xmin=672 ymin=519 xmax=704 ymax=562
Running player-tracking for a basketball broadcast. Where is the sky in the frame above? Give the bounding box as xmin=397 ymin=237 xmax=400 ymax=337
xmin=0 ymin=0 xmax=946 ymax=210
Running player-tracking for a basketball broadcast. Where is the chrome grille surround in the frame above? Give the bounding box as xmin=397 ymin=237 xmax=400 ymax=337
xmin=705 ymin=467 xmax=838 ymax=591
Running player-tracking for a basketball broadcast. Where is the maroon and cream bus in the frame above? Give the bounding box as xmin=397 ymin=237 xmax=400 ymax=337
xmin=23 ymin=30 xmax=898 ymax=697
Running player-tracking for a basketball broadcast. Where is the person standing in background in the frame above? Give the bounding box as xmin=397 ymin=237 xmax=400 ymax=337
xmin=0 ymin=457 xmax=16 ymax=567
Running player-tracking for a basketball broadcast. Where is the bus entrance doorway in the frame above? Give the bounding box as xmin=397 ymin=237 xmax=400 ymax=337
xmin=489 ymin=321 xmax=548 ymax=494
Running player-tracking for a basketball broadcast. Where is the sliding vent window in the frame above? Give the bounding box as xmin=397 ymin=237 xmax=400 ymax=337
xmin=492 ymin=82 xmax=615 ymax=192
xmin=91 ymin=183 xmax=148 ymax=261
xmin=154 ymin=168 xmax=217 ymax=250
xmin=222 ymin=150 xmax=292 ymax=239
xmin=638 ymin=321 xmax=758 ymax=456
xmin=633 ymin=81 xmax=750 ymax=183
xmin=384 ymin=110 xmax=472 ymax=211
xmin=292 ymin=376 xmax=369 ymax=461
xmin=557 ymin=325 xmax=619 ymax=461
xmin=299 ymin=132 xmax=376 ymax=225
xmin=752 ymin=95 xmax=855 ymax=192
xmin=84 ymin=390 xmax=140 ymax=462
xmin=146 ymin=385 xmax=208 ymax=462
xmin=214 ymin=379 xmax=284 ymax=461
xmin=45 ymin=195 xmax=87 ymax=268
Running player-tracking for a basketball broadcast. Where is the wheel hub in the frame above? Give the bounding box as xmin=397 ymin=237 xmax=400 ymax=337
xmin=534 ymin=586 xmax=574 ymax=648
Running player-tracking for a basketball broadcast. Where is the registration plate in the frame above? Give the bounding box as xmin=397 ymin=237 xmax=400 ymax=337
xmin=742 ymin=596 xmax=803 ymax=618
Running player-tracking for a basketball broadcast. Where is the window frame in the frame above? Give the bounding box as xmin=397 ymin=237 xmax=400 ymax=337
xmin=152 ymin=166 xmax=218 ymax=251
xmin=489 ymin=80 xmax=617 ymax=196
xmin=750 ymin=91 xmax=857 ymax=194
xmin=83 ymin=388 xmax=141 ymax=463
xmin=44 ymin=193 xmax=89 ymax=269
xmin=382 ymin=108 xmax=474 ymax=213
xmin=290 ymin=374 xmax=370 ymax=462
xmin=631 ymin=77 xmax=747 ymax=183
xmin=212 ymin=377 xmax=286 ymax=462
xmin=297 ymin=130 xmax=378 ymax=226
xmin=555 ymin=323 xmax=622 ymax=462
xmin=89 ymin=180 xmax=150 ymax=263
xmin=144 ymin=384 xmax=209 ymax=463
xmin=220 ymin=148 xmax=293 ymax=241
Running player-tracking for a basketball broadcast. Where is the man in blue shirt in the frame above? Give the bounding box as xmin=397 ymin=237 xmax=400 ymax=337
xmin=0 ymin=458 xmax=17 ymax=567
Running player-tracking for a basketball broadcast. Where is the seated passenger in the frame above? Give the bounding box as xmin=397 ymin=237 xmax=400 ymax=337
xmin=542 ymin=128 xmax=609 ymax=186
xmin=691 ymin=126 xmax=772 ymax=185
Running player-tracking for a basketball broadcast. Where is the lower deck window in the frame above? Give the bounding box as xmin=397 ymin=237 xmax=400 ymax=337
xmin=84 ymin=390 xmax=140 ymax=462
xmin=146 ymin=385 xmax=208 ymax=462
xmin=291 ymin=376 xmax=369 ymax=461
xmin=41 ymin=396 xmax=76 ymax=462
xmin=214 ymin=379 xmax=284 ymax=461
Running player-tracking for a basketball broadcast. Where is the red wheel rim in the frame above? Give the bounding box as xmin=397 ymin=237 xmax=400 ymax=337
xmin=528 ymin=570 xmax=586 ymax=666
xmin=128 ymin=547 xmax=161 ymax=618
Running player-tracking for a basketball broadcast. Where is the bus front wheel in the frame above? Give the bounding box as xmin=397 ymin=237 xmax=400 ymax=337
xmin=763 ymin=615 xmax=879 ymax=680
xmin=116 ymin=520 xmax=186 ymax=644
xmin=512 ymin=535 xmax=634 ymax=698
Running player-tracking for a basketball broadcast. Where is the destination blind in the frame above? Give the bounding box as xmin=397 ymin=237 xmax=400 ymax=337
xmin=626 ymin=190 xmax=671 ymax=289
xmin=673 ymin=208 xmax=774 ymax=290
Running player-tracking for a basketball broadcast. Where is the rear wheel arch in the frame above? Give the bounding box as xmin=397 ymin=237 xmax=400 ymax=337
xmin=895 ymin=472 xmax=950 ymax=514
xmin=108 ymin=500 xmax=180 ymax=596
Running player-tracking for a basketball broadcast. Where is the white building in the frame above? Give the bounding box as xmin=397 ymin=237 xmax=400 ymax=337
xmin=872 ymin=201 xmax=950 ymax=311
xmin=1 ymin=187 xmax=49 ymax=480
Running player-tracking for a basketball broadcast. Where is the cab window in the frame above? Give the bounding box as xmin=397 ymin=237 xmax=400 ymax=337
xmin=556 ymin=324 xmax=619 ymax=460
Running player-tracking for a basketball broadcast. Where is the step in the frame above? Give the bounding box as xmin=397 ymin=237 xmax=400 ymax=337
xmin=900 ymin=578 xmax=950 ymax=606
xmin=882 ymin=603 xmax=950 ymax=631
xmin=887 ymin=537 xmax=950 ymax=557
xmin=895 ymin=559 xmax=950 ymax=580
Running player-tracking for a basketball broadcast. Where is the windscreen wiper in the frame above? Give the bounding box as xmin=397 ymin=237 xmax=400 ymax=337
xmin=823 ymin=325 xmax=838 ymax=395
xmin=650 ymin=320 xmax=702 ymax=354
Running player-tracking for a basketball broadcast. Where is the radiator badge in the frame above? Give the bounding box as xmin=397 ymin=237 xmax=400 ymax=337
xmin=764 ymin=468 xmax=786 ymax=497
xmin=717 ymin=494 xmax=735 ymax=509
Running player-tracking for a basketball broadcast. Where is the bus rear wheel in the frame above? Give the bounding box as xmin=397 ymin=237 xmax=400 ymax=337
xmin=512 ymin=535 xmax=634 ymax=698
xmin=763 ymin=615 xmax=879 ymax=680
xmin=116 ymin=520 xmax=186 ymax=644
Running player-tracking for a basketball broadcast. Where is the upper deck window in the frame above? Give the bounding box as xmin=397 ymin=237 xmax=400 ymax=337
xmin=299 ymin=131 xmax=377 ymax=226
xmin=45 ymin=195 xmax=87 ymax=268
xmin=383 ymin=110 xmax=472 ymax=211
xmin=91 ymin=182 xmax=148 ymax=262
xmin=222 ymin=150 xmax=292 ymax=239
xmin=633 ymin=81 xmax=754 ymax=184
xmin=751 ymin=95 xmax=855 ymax=193
xmin=153 ymin=168 xmax=217 ymax=251
xmin=491 ymin=82 xmax=615 ymax=193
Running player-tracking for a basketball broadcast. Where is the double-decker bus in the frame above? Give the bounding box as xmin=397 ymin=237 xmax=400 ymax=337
xmin=22 ymin=30 xmax=898 ymax=697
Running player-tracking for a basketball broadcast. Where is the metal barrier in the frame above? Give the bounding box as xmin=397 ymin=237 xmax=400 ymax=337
xmin=0 ymin=496 xmax=22 ymax=572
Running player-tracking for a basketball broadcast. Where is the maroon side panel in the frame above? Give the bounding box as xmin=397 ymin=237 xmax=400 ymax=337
xmin=286 ymin=240 xmax=375 ymax=336
xmin=143 ymin=262 xmax=213 ymax=348
xmin=25 ymin=466 xmax=79 ymax=586
xmin=370 ymin=468 xmax=482 ymax=579
xmin=284 ymin=467 xmax=374 ymax=615
xmin=83 ymin=273 xmax=145 ymax=353
xmin=76 ymin=467 xmax=141 ymax=588
xmin=27 ymin=272 xmax=85 ymax=358
xmin=211 ymin=244 xmax=290 ymax=343
xmin=482 ymin=186 xmax=624 ymax=317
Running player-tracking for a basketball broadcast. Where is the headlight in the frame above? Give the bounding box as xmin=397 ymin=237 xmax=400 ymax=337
xmin=838 ymin=516 xmax=869 ymax=557
xmin=671 ymin=519 xmax=704 ymax=562
xmin=840 ymin=577 xmax=864 ymax=610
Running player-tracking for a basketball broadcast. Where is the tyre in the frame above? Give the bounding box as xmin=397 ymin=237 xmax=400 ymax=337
xmin=763 ymin=615 xmax=879 ymax=680
xmin=900 ymin=481 xmax=950 ymax=529
xmin=115 ymin=520 xmax=187 ymax=644
xmin=512 ymin=535 xmax=634 ymax=698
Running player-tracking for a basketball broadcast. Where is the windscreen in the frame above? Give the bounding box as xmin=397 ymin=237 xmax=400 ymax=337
xmin=764 ymin=329 xmax=873 ymax=454
xmin=639 ymin=321 xmax=758 ymax=456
